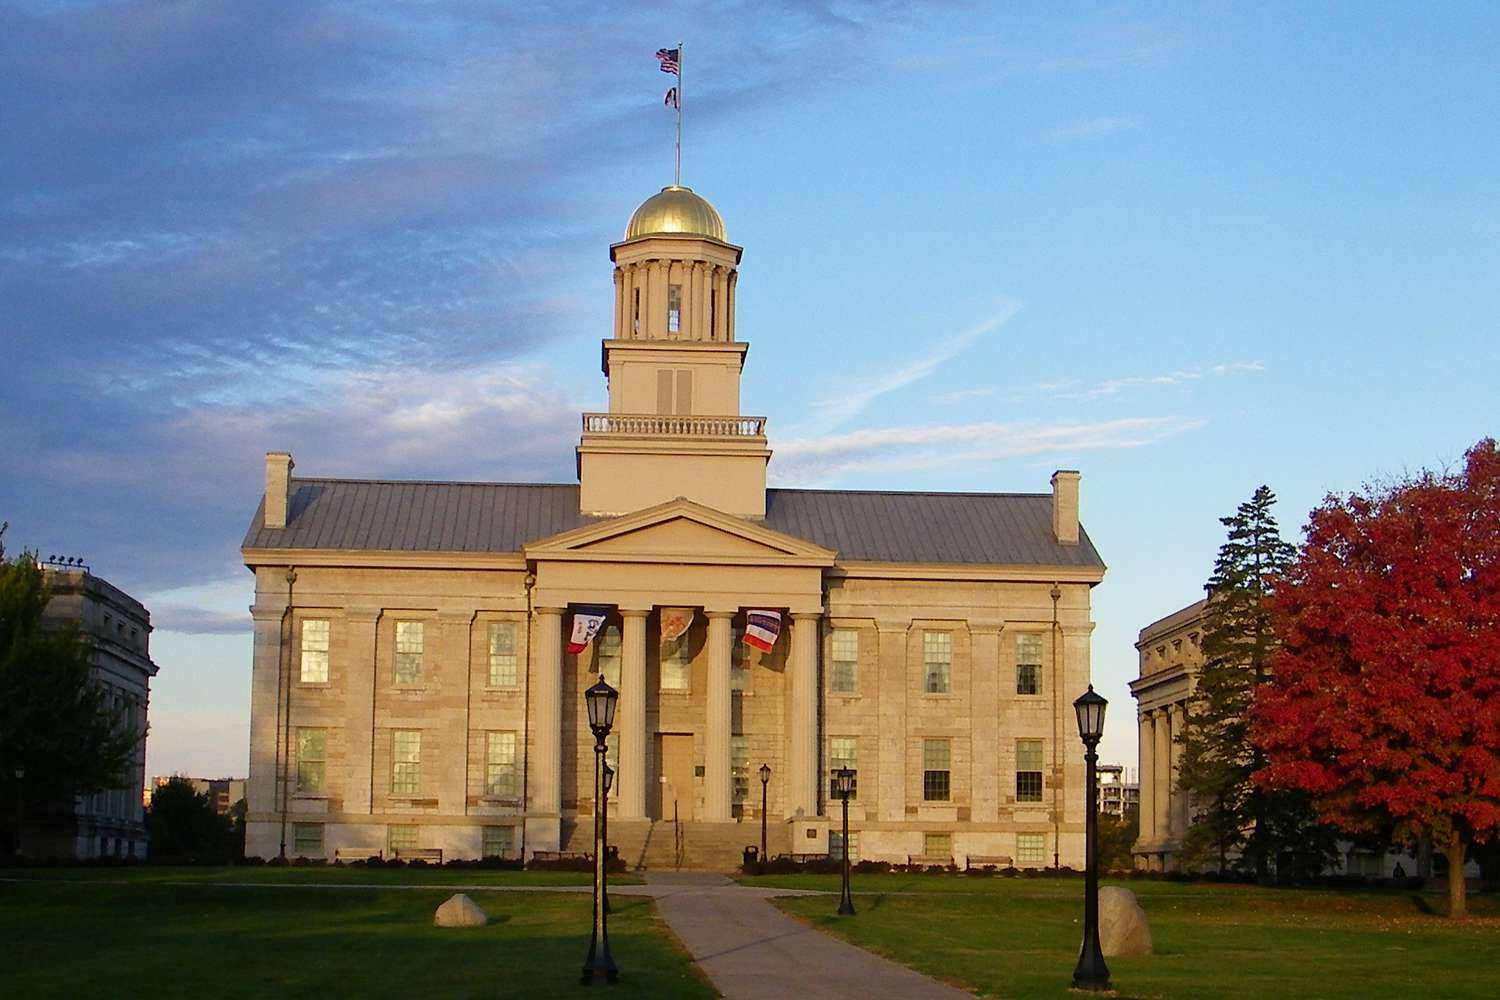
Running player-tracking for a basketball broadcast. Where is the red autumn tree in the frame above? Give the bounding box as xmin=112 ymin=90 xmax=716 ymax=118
xmin=1253 ymin=438 xmax=1500 ymax=917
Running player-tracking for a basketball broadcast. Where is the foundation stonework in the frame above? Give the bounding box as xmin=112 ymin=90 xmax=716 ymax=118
xmin=241 ymin=187 xmax=1107 ymax=867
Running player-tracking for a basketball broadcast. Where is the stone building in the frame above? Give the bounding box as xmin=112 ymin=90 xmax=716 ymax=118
xmin=27 ymin=564 xmax=157 ymax=859
xmin=240 ymin=185 xmax=1108 ymax=868
xmin=1129 ymin=598 xmax=1202 ymax=870
xmin=1096 ymin=764 xmax=1138 ymax=819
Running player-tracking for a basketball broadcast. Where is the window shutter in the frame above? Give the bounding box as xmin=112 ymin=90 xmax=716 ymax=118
xmin=657 ymin=369 xmax=674 ymax=414
xmin=675 ymin=370 xmax=693 ymax=415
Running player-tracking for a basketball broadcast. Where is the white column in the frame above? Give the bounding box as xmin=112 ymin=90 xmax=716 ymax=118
xmin=532 ymin=608 xmax=564 ymax=817
xmin=1169 ymin=703 xmax=1187 ymax=839
xmin=613 ymin=267 xmax=624 ymax=340
xmin=647 ymin=261 xmax=668 ymax=339
xmin=691 ymin=261 xmax=708 ymax=341
xmin=726 ymin=269 xmax=738 ymax=342
xmin=1137 ymin=712 xmax=1156 ymax=847
xmin=1154 ymin=707 xmax=1172 ymax=847
xmin=712 ymin=267 xmax=729 ymax=342
xmin=704 ymin=611 xmax=735 ymax=820
xmin=618 ymin=609 xmax=649 ymax=819
xmin=788 ymin=612 xmax=821 ymax=818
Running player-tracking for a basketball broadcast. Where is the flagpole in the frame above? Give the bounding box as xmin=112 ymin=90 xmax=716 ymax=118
xmin=675 ymin=41 xmax=683 ymax=186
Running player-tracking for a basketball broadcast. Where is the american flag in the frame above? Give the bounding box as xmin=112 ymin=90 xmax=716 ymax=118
xmin=656 ymin=47 xmax=680 ymax=75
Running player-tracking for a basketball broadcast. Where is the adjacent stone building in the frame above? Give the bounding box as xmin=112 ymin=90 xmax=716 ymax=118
xmin=1129 ymin=598 xmax=1202 ymax=870
xmin=28 ymin=564 xmax=157 ymax=859
xmin=241 ymin=185 xmax=1108 ymax=868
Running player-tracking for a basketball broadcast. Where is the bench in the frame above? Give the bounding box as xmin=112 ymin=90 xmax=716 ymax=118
xmin=393 ymin=847 xmax=443 ymax=864
xmin=907 ymin=854 xmax=954 ymax=868
xmin=965 ymin=854 xmax=1013 ymax=871
xmin=529 ymin=850 xmax=592 ymax=863
xmin=334 ymin=847 xmax=383 ymax=863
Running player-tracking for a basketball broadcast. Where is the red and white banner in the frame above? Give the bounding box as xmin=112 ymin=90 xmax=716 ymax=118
xmin=567 ymin=608 xmax=608 ymax=655
xmin=743 ymin=610 xmax=782 ymax=653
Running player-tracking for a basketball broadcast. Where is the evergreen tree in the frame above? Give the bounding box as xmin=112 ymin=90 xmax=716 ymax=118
xmin=1176 ymin=486 xmax=1332 ymax=880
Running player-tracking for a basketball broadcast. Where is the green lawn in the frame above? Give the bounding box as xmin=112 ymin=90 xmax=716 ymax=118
xmin=757 ymin=875 xmax=1500 ymax=1000
xmin=0 ymin=871 xmax=706 ymax=999
xmin=2 ymin=863 xmax=637 ymax=886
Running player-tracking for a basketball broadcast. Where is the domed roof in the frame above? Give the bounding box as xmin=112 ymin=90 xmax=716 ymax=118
xmin=624 ymin=185 xmax=727 ymax=242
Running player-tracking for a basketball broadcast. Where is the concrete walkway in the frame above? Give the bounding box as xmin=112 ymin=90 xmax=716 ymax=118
xmin=641 ymin=871 xmax=976 ymax=1000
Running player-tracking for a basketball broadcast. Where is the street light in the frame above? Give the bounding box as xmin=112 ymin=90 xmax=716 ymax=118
xmin=12 ymin=766 xmax=23 ymax=859
xmin=601 ymin=762 xmax=614 ymax=917
xmin=832 ymin=766 xmax=856 ymax=916
xmin=1072 ymin=685 xmax=1111 ymax=992
xmin=582 ymin=673 xmax=619 ymax=986
xmin=759 ymin=763 xmax=771 ymax=875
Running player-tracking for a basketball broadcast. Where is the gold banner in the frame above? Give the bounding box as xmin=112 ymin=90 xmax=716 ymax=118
xmin=659 ymin=607 xmax=695 ymax=643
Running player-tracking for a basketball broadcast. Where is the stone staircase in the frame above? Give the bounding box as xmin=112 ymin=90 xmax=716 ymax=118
xmin=564 ymin=817 xmax=790 ymax=871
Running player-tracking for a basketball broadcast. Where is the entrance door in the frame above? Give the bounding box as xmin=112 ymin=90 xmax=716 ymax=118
xmin=656 ymin=733 xmax=695 ymax=821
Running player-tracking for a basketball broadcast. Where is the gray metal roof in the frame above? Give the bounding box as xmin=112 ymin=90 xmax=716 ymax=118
xmin=243 ymin=479 xmax=1105 ymax=569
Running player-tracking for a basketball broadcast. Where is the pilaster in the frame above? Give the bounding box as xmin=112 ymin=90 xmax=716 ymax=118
xmin=876 ymin=622 xmax=908 ymax=822
xmin=969 ymin=625 xmax=1001 ymax=823
xmin=532 ymin=608 xmax=564 ymax=818
xmin=343 ymin=608 xmax=381 ymax=816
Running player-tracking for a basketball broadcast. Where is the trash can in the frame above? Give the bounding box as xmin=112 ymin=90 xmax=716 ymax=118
xmin=743 ymin=846 xmax=759 ymax=871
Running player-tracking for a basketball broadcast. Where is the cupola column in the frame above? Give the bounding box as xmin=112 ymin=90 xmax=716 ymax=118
xmin=691 ymin=261 xmax=708 ymax=341
xmin=712 ymin=266 xmax=729 ymax=342
xmin=648 ymin=260 xmax=669 ymax=339
xmin=613 ymin=267 xmax=625 ymax=341
xmin=727 ymin=269 xmax=738 ymax=342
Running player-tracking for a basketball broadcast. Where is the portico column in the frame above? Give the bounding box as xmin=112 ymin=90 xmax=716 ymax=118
xmin=1137 ymin=712 xmax=1156 ymax=848
xmin=788 ymin=612 xmax=821 ymax=818
xmin=618 ymin=609 xmax=649 ymax=819
xmin=1154 ymin=706 xmax=1172 ymax=851
xmin=1169 ymin=703 xmax=1187 ymax=840
xmin=533 ymin=608 xmax=564 ymax=818
xmin=704 ymin=611 xmax=735 ymax=820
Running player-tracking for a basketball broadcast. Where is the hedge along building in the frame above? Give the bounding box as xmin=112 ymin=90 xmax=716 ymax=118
xmin=240 ymin=186 xmax=1108 ymax=867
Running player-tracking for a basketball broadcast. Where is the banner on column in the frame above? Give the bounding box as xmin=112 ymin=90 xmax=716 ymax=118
xmin=660 ymin=607 xmax=695 ymax=644
xmin=743 ymin=610 xmax=782 ymax=653
xmin=567 ymin=607 xmax=609 ymax=655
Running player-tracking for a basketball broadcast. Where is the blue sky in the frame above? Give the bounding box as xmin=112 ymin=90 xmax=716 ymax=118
xmin=3 ymin=2 xmax=1496 ymax=777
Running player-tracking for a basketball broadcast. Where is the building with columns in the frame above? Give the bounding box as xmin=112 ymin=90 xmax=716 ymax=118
xmin=240 ymin=185 xmax=1108 ymax=868
xmin=1129 ymin=598 xmax=1203 ymax=870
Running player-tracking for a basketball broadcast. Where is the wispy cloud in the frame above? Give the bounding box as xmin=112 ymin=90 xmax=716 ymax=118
xmin=802 ymin=304 xmax=1019 ymax=430
xmin=936 ymin=361 xmax=1264 ymax=405
xmin=773 ymin=415 xmax=1202 ymax=484
xmin=1051 ymin=117 xmax=1137 ymax=141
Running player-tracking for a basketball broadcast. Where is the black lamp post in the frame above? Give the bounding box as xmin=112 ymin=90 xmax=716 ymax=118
xmin=582 ymin=673 xmax=619 ymax=986
xmin=12 ymin=766 xmax=23 ymax=858
xmin=832 ymin=766 xmax=856 ymax=916
xmin=758 ymin=763 xmax=771 ymax=875
xmin=1072 ymin=685 xmax=1111 ymax=992
xmin=601 ymin=762 xmax=614 ymax=915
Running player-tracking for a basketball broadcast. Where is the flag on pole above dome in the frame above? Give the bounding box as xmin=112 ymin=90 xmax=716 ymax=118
xmin=656 ymin=47 xmax=680 ymax=74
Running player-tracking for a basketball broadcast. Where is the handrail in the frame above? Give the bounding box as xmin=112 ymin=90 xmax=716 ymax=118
xmin=581 ymin=412 xmax=766 ymax=437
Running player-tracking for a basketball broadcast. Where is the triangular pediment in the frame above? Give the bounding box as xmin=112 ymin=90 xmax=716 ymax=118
xmin=525 ymin=497 xmax=836 ymax=566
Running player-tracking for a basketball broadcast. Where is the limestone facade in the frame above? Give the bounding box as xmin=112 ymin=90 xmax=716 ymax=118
xmin=1128 ymin=598 xmax=1203 ymax=870
xmin=241 ymin=185 xmax=1108 ymax=867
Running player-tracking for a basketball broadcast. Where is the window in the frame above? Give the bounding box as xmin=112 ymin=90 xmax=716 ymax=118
xmin=661 ymin=634 xmax=691 ymax=690
xmin=668 ymin=284 xmax=682 ymax=334
xmin=831 ymin=830 xmax=860 ymax=862
xmin=731 ymin=627 xmax=750 ymax=691
xmin=632 ymin=288 xmax=641 ymax=335
xmin=482 ymin=826 xmax=516 ymax=859
xmin=1016 ymin=739 xmax=1044 ymax=802
xmin=709 ymin=288 xmax=718 ymax=339
xmin=923 ymin=738 xmax=951 ymax=801
xmin=388 ymin=825 xmax=419 ymax=855
xmin=828 ymin=736 xmax=858 ymax=800
xmin=595 ymin=624 xmax=621 ymax=688
xmin=292 ymin=823 xmax=323 ymax=856
xmin=1017 ymin=832 xmax=1045 ymax=866
xmin=394 ymin=621 xmax=423 ymax=685
xmin=731 ymin=736 xmax=750 ymax=803
xmin=1016 ymin=634 xmax=1043 ymax=695
xmin=830 ymin=629 xmax=857 ymax=693
xmin=392 ymin=730 xmax=421 ymax=795
xmin=300 ymin=619 xmax=329 ymax=683
xmin=488 ymin=622 xmax=518 ymax=687
xmin=923 ymin=631 xmax=951 ymax=693
xmin=485 ymin=731 xmax=517 ymax=798
xmin=923 ymin=832 xmax=952 ymax=858
xmin=656 ymin=369 xmax=693 ymax=416
xmin=296 ymin=728 xmax=326 ymax=794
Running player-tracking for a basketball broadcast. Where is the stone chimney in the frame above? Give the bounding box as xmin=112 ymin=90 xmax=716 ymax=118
xmin=264 ymin=452 xmax=295 ymax=529
xmin=1051 ymin=469 xmax=1080 ymax=545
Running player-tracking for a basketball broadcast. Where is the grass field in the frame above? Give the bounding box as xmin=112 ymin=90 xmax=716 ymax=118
xmin=0 ymin=868 xmax=706 ymax=999
xmin=750 ymin=873 xmax=1500 ymax=1000
xmin=1 ymin=863 xmax=638 ymax=886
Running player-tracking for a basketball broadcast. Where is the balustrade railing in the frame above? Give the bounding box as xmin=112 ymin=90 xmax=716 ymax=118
xmin=581 ymin=413 xmax=766 ymax=437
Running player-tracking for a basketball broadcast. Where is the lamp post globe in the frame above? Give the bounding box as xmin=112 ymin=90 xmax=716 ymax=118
xmin=1071 ymin=685 xmax=1111 ymax=992
xmin=832 ymin=766 xmax=856 ymax=916
xmin=582 ymin=673 xmax=619 ymax=985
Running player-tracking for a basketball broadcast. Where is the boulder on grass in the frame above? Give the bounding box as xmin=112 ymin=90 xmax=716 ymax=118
xmin=1098 ymin=886 xmax=1152 ymax=957
xmin=434 ymin=893 xmax=488 ymax=928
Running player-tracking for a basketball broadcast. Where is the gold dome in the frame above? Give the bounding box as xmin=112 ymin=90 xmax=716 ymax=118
xmin=624 ymin=186 xmax=727 ymax=242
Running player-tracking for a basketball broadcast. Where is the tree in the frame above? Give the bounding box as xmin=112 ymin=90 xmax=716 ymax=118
xmin=1176 ymin=486 xmax=1336 ymax=880
xmin=1 ymin=525 xmax=140 ymax=852
xmin=146 ymin=778 xmax=231 ymax=863
xmin=1254 ymin=439 xmax=1500 ymax=917
xmin=1098 ymin=806 xmax=1139 ymax=872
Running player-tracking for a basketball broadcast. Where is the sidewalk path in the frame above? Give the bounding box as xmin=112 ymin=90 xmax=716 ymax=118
xmin=642 ymin=871 xmax=975 ymax=1000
